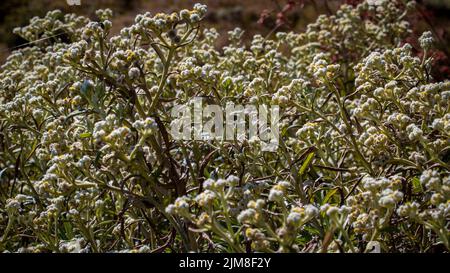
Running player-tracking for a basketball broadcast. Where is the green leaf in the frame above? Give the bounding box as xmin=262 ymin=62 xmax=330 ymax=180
xmin=79 ymin=132 xmax=92 ymax=139
xmin=299 ymin=152 xmax=315 ymax=176
xmin=65 ymin=109 xmax=89 ymax=123
xmin=412 ymin=177 xmax=423 ymax=193
xmin=323 ymin=188 xmax=339 ymax=205
xmin=25 ymin=140 xmax=39 ymax=162
xmin=63 ymin=221 xmax=74 ymax=240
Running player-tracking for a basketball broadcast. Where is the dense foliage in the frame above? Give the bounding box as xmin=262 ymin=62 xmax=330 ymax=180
xmin=0 ymin=0 xmax=448 ymax=253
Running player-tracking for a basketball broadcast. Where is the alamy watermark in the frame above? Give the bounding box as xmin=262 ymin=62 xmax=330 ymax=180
xmin=67 ymin=0 xmax=81 ymax=6
xmin=170 ymin=98 xmax=280 ymax=151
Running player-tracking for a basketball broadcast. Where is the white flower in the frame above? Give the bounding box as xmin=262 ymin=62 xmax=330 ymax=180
xmin=128 ymin=67 xmax=140 ymax=79
xmin=419 ymin=31 xmax=434 ymax=50
xmin=237 ymin=208 xmax=256 ymax=223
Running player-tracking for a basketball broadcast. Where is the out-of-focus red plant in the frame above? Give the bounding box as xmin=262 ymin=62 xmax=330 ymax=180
xmin=258 ymin=0 xmax=305 ymax=29
xmin=257 ymin=0 xmax=449 ymax=80
xmin=407 ymin=1 xmax=450 ymax=80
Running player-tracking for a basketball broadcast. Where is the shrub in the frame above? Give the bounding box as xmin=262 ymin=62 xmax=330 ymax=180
xmin=0 ymin=0 xmax=448 ymax=253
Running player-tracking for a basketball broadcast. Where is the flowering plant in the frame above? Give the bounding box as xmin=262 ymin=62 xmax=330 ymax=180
xmin=0 ymin=0 xmax=448 ymax=253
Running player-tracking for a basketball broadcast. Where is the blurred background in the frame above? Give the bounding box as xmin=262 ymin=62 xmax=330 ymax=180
xmin=1 ymin=0 xmax=450 ymax=73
